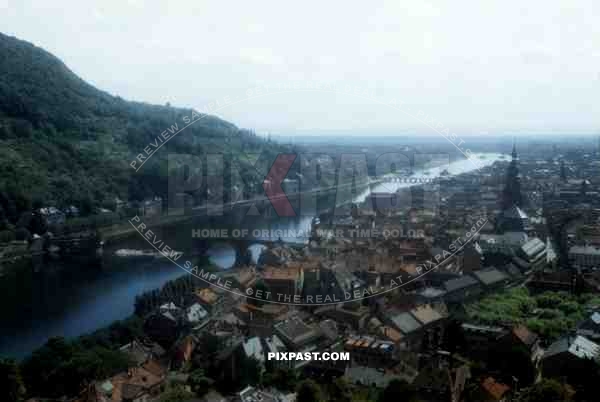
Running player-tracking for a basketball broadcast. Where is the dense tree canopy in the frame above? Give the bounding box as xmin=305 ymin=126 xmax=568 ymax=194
xmin=0 ymin=32 xmax=306 ymax=234
xmin=378 ymin=379 xmax=420 ymax=402
xmin=0 ymin=358 xmax=25 ymax=401
xmin=297 ymin=379 xmax=324 ymax=402
xmin=158 ymin=385 xmax=194 ymax=402
xmin=467 ymin=288 xmax=600 ymax=343
xmin=517 ymin=379 xmax=574 ymax=402
xmin=20 ymin=327 xmax=136 ymax=398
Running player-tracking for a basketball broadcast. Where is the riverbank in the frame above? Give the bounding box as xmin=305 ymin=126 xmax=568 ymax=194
xmin=0 ymin=152 xmax=503 ymax=359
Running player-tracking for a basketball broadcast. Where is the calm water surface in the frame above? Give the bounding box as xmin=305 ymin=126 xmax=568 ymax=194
xmin=0 ymin=153 xmax=501 ymax=359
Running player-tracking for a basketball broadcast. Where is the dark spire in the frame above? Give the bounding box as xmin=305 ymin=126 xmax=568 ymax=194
xmin=512 ymin=138 xmax=518 ymax=160
xmin=502 ymin=139 xmax=523 ymax=209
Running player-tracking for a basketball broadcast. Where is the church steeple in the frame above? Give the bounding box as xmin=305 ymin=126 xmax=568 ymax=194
xmin=502 ymin=139 xmax=523 ymax=209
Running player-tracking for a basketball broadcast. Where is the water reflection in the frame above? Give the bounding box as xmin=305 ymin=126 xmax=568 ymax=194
xmin=206 ymin=242 xmax=268 ymax=269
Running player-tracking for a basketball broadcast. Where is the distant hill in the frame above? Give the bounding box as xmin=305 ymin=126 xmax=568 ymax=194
xmin=0 ymin=33 xmax=295 ymax=231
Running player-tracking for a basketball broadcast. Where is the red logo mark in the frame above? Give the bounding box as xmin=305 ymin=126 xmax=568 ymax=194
xmin=263 ymin=154 xmax=297 ymax=216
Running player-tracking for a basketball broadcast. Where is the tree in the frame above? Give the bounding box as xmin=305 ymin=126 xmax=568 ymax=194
xmin=0 ymin=358 xmax=25 ymax=401
xmin=262 ymin=368 xmax=298 ymax=392
xmin=159 ymin=385 xmax=194 ymax=402
xmin=21 ymin=336 xmax=132 ymax=398
xmin=328 ymin=377 xmax=352 ymax=402
xmin=379 ymin=379 xmax=418 ymax=402
xmin=297 ymin=379 xmax=323 ymax=402
xmin=189 ymin=369 xmax=213 ymax=397
xmin=21 ymin=337 xmax=75 ymax=397
xmin=517 ymin=379 xmax=573 ymax=402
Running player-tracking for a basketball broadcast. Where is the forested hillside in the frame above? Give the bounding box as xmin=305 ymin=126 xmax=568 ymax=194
xmin=0 ymin=33 xmax=296 ymax=233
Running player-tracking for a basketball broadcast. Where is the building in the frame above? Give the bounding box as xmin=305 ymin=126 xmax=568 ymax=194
xmin=517 ymin=237 xmax=547 ymax=271
xmin=185 ymin=303 xmax=209 ymax=327
xmin=386 ymin=310 xmax=423 ymax=349
xmin=497 ymin=204 xmax=530 ymax=233
xmin=388 ymin=310 xmax=422 ymax=335
xmin=409 ymin=304 xmax=446 ymax=350
xmin=577 ymin=312 xmax=600 ymax=341
xmin=461 ymin=323 xmax=508 ymax=360
xmin=443 ymin=275 xmax=482 ymax=303
xmin=501 ymin=262 xmax=524 ymax=283
xmin=238 ymin=386 xmax=280 ymax=402
xmin=221 ymin=267 xmax=257 ymax=290
xmin=274 ymin=315 xmax=321 ymax=351
xmin=415 ymin=287 xmax=447 ymax=304
xmin=234 ymin=303 xmax=289 ymax=337
xmin=118 ymin=340 xmax=166 ymax=367
xmin=344 ymin=336 xmax=395 ymax=368
xmin=314 ymin=303 xmax=370 ymax=330
xmin=344 ymin=365 xmax=406 ymax=388
xmin=332 ymin=269 xmax=366 ymax=299
xmin=195 ymin=288 xmax=227 ymax=316
xmin=272 ymin=315 xmax=324 ymax=370
xmin=541 ymin=335 xmax=600 ymax=380
xmin=501 ymin=325 xmax=542 ymax=362
xmin=478 ymin=232 xmax=528 ymax=255
xmin=318 ymin=319 xmax=340 ymax=345
xmin=368 ymin=192 xmax=403 ymax=215
xmin=479 ymin=377 xmax=510 ymax=402
xmin=472 ymin=267 xmax=510 ymax=290
xmin=501 ymin=141 xmax=523 ymax=210
xmin=96 ymin=361 xmax=166 ymax=402
xmin=462 ymin=243 xmax=482 ymax=273
xmin=569 ymin=245 xmax=600 ymax=269
xmin=262 ymin=266 xmax=304 ymax=299
xmin=241 ymin=336 xmax=266 ymax=370
xmin=367 ymin=317 xmax=405 ymax=345
xmin=263 ymin=334 xmax=288 ymax=369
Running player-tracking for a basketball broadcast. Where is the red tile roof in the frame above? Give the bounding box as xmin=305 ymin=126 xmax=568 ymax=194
xmin=512 ymin=324 xmax=538 ymax=346
xmin=481 ymin=377 xmax=510 ymax=401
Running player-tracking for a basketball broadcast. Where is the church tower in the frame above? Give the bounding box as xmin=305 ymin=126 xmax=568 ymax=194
xmin=497 ymin=140 xmax=529 ymax=234
xmin=501 ymin=140 xmax=523 ymax=209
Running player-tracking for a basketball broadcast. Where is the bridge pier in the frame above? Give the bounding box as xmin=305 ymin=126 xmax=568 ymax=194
xmin=233 ymin=239 xmax=253 ymax=267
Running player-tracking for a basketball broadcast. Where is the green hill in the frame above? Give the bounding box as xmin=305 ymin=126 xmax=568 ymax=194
xmin=0 ymin=33 xmax=296 ymax=232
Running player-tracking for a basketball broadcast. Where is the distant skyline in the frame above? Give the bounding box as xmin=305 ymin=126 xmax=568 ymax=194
xmin=1 ymin=0 xmax=599 ymax=135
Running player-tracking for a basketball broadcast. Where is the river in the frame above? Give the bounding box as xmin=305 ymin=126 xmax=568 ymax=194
xmin=0 ymin=153 xmax=502 ymax=359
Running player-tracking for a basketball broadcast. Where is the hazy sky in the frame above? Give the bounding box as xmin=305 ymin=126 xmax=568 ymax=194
xmin=1 ymin=0 xmax=598 ymax=135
